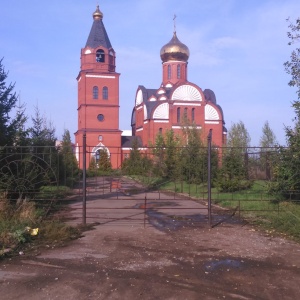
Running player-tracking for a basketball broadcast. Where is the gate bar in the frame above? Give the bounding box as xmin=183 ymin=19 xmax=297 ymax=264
xmin=207 ymin=129 xmax=212 ymax=227
xmin=82 ymin=132 xmax=87 ymax=225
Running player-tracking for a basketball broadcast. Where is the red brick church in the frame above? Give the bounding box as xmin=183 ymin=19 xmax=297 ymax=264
xmin=75 ymin=6 xmax=226 ymax=169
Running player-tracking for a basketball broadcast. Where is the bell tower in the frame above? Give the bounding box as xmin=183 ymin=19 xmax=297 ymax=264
xmin=75 ymin=6 xmax=121 ymax=169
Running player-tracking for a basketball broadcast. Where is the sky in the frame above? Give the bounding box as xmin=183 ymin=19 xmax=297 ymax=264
xmin=1 ymin=0 xmax=300 ymax=146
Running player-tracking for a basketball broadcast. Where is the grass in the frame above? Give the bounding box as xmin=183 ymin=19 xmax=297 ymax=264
xmin=0 ymin=186 xmax=81 ymax=258
xmin=143 ymin=178 xmax=300 ymax=241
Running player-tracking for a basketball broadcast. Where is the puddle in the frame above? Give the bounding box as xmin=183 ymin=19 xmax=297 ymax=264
xmin=205 ymin=259 xmax=243 ymax=271
xmin=146 ymin=210 xmax=207 ymax=232
xmin=39 ymin=251 xmax=107 ymax=260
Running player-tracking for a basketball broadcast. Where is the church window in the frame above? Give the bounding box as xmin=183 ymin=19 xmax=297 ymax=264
xmin=177 ymin=107 xmax=181 ymax=123
xmin=109 ymin=54 xmax=114 ymax=65
xmin=93 ymin=86 xmax=99 ymax=99
xmin=184 ymin=107 xmax=188 ymax=120
xmin=192 ymin=108 xmax=195 ymax=122
xmin=96 ymin=49 xmax=105 ymax=62
xmin=97 ymin=114 xmax=104 ymax=122
xmin=102 ymin=86 xmax=108 ymax=100
xmin=98 ymin=135 xmax=103 ymax=141
xmin=177 ymin=65 xmax=181 ymax=79
xmin=159 ymin=128 xmax=162 ymax=134
xmin=168 ymin=65 xmax=171 ymax=79
xmin=95 ymin=149 xmax=100 ymax=163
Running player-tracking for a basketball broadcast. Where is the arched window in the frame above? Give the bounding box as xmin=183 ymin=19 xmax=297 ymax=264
xmin=159 ymin=128 xmax=163 ymax=134
xmin=102 ymin=86 xmax=108 ymax=100
xmin=95 ymin=149 xmax=101 ymax=164
xmin=93 ymin=86 xmax=98 ymax=99
xmin=168 ymin=65 xmax=171 ymax=79
xmin=184 ymin=107 xmax=188 ymax=120
xmin=177 ymin=107 xmax=181 ymax=123
xmin=177 ymin=65 xmax=181 ymax=79
xmin=191 ymin=108 xmax=195 ymax=122
xmin=96 ymin=49 xmax=105 ymax=62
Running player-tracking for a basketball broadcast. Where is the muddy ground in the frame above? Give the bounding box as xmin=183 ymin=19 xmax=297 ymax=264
xmin=1 ymin=177 xmax=300 ymax=299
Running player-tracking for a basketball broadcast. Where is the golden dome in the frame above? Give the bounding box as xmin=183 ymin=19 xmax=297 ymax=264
xmin=93 ymin=5 xmax=103 ymax=20
xmin=160 ymin=32 xmax=190 ymax=63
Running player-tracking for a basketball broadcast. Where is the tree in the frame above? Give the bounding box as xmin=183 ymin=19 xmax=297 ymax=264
xmin=267 ymin=18 xmax=300 ymax=199
xmin=122 ymin=138 xmax=151 ymax=175
xmin=227 ymin=121 xmax=251 ymax=150
xmin=164 ymin=129 xmax=182 ymax=181
xmin=259 ymin=121 xmax=277 ymax=179
xmin=151 ymin=132 xmax=166 ymax=176
xmin=59 ymin=129 xmax=79 ymax=186
xmin=13 ymin=100 xmax=29 ymax=147
xmin=217 ymin=121 xmax=252 ymax=192
xmin=0 ymin=58 xmax=19 ymax=146
xmin=259 ymin=121 xmax=277 ymax=148
xmin=29 ymin=105 xmax=56 ymax=147
xmin=181 ymin=124 xmax=206 ymax=184
xmin=28 ymin=106 xmax=58 ymax=188
xmin=97 ymin=149 xmax=111 ymax=172
xmin=284 ymin=18 xmax=300 ymax=99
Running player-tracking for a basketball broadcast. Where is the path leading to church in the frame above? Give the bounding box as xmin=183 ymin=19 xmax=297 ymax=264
xmin=1 ymin=177 xmax=300 ymax=299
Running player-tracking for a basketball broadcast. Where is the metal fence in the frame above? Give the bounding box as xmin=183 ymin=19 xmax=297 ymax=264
xmin=1 ymin=144 xmax=300 ymax=234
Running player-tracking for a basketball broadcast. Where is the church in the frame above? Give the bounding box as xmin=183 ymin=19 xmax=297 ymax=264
xmin=75 ymin=6 xmax=226 ymax=169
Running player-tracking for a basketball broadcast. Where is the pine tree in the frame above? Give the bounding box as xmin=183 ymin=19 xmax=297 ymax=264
xmin=217 ymin=121 xmax=252 ymax=191
xmin=98 ymin=148 xmax=112 ymax=172
xmin=181 ymin=124 xmax=206 ymax=184
xmin=0 ymin=58 xmax=19 ymax=146
xmin=59 ymin=129 xmax=79 ymax=186
xmin=259 ymin=121 xmax=277 ymax=149
xmin=164 ymin=129 xmax=182 ymax=181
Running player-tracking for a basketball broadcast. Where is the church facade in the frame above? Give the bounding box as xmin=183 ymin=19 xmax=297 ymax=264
xmin=75 ymin=6 xmax=226 ymax=169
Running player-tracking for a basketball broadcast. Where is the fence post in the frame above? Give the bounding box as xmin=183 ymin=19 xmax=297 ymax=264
xmin=82 ymin=133 xmax=87 ymax=225
xmin=207 ymin=129 xmax=212 ymax=227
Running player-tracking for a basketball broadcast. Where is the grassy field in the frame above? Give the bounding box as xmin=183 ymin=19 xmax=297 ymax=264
xmin=144 ymin=178 xmax=300 ymax=241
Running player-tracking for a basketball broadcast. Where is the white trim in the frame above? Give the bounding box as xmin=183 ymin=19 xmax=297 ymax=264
xmin=86 ymin=75 xmax=116 ymax=79
xmin=136 ymin=128 xmax=143 ymax=132
xmin=78 ymin=76 xmax=81 ymax=82
xmin=122 ymin=147 xmax=148 ymax=151
xmin=172 ymin=125 xmax=202 ymax=129
xmin=162 ymin=61 xmax=185 ymax=64
xmin=205 ymin=121 xmax=219 ymax=124
xmin=136 ymin=106 xmax=143 ymax=110
xmin=75 ymin=143 xmax=79 ymax=162
xmin=173 ymin=102 xmax=201 ymax=106
xmin=144 ymin=121 xmax=148 ymax=124
xmin=154 ymin=120 xmax=169 ymax=123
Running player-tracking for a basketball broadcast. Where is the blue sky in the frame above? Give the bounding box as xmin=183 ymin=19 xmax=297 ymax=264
xmin=1 ymin=0 xmax=299 ymax=145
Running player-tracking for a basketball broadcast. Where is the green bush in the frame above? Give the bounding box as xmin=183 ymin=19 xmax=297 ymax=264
xmin=217 ymin=178 xmax=253 ymax=192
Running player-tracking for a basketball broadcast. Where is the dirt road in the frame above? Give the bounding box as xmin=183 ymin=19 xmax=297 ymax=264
xmin=1 ymin=178 xmax=300 ymax=299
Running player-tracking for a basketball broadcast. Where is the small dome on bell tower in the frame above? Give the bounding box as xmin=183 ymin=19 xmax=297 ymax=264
xmin=93 ymin=5 xmax=103 ymax=20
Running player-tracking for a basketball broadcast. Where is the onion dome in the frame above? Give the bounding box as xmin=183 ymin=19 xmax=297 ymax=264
xmin=160 ymin=32 xmax=190 ymax=63
xmin=93 ymin=5 xmax=103 ymax=20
